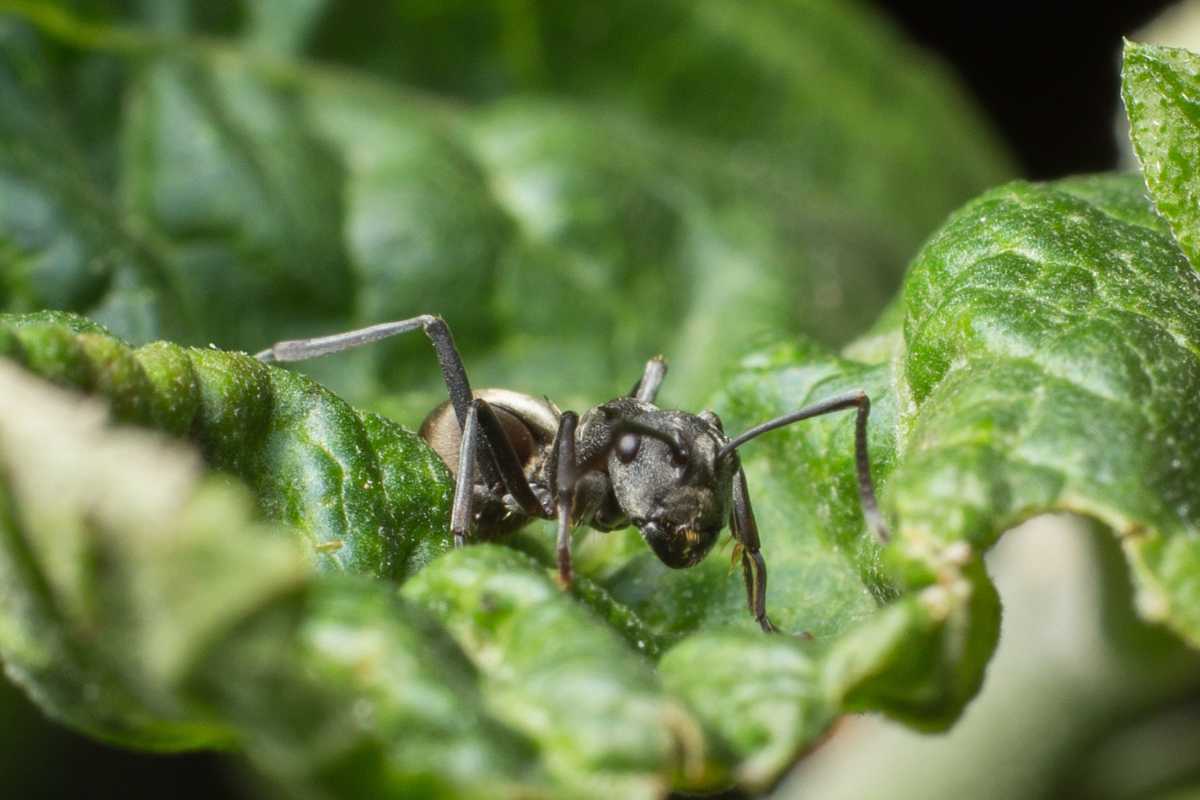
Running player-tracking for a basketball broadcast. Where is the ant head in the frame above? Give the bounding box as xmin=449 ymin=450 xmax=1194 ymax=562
xmin=598 ymin=402 xmax=734 ymax=568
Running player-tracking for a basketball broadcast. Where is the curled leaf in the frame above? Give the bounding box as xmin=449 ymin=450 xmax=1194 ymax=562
xmin=0 ymin=311 xmax=453 ymax=583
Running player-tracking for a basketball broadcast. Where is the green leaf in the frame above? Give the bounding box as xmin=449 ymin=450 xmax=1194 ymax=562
xmin=120 ymin=55 xmax=356 ymax=346
xmin=402 ymin=546 xmax=689 ymax=797
xmin=889 ymin=173 xmax=1200 ymax=646
xmin=641 ymin=173 xmax=1200 ymax=787
xmin=5 ymin=172 xmax=1200 ymax=797
xmin=0 ymin=22 xmax=182 ymax=343
xmin=1123 ymin=40 xmax=1200 ymax=271
xmin=26 ymin=2 xmax=1195 ymax=798
xmin=308 ymin=0 xmax=1010 ymax=249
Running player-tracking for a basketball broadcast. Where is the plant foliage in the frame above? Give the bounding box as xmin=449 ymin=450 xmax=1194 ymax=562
xmin=1 ymin=3 xmax=1199 ymax=798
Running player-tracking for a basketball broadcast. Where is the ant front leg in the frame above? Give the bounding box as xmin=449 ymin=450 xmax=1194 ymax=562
xmin=729 ymin=459 xmax=776 ymax=633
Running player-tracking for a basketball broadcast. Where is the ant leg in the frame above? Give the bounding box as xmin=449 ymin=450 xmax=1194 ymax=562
xmin=450 ymin=403 xmax=481 ymax=548
xmin=730 ymin=462 xmax=775 ymax=633
xmin=256 ymin=317 xmax=549 ymax=527
xmin=256 ymin=315 xmax=505 ymax=488
xmin=472 ymin=398 xmax=550 ymax=518
xmin=255 ymin=315 xmax=474 ymax=429
xmin=628 ymin=356 xmax=668 ymax=404
xmin=720 ymin=389 xmax=889 ymax=544
xmin=550 ymin=411 xmax=580 ymax=586
xmin=448 ymin=398 xmax=550 ymax=548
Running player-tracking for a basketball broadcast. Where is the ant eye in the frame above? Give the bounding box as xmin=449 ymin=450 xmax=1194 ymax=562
xmin=616 ymin=432 xmax=641 ymax=463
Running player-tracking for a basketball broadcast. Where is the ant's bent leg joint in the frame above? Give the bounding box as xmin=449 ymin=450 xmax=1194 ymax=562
xmin=254 ymin=315 xmax=494 ymax=486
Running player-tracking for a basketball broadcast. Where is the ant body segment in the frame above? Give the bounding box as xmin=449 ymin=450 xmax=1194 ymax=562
xmin=257 ymin=316 xmax=889 ymax=632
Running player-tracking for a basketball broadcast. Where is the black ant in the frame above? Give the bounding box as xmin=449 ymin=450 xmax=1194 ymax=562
xmin=256 ymin=316 xmax=889 ymax=632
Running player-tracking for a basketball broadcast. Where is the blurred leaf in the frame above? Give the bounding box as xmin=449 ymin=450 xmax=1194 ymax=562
xmin=0 ymin=0 xmax=1010 ymax=413
xmin=308 ymin=0 xmax=1008 ymax=248
xmin=1124 ymin=41 xmax=1200 ymax=271
xmin=120 ymin=56 xmax=356 ymax=347
xmin=0 ymin=360 xmax=556 ymax=797
xmin=0 ymin=21 xmax=183 ymax=343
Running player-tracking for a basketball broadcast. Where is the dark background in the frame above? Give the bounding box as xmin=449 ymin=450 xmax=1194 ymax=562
xmin=884 ymin=1 xmax=1177 ymax=178
xmin=3 ymin=1 xmax=1182 ymax=798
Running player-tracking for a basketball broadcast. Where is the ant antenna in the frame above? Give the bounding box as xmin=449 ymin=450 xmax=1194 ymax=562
xmin=717 ymin=390 xmax=890 ymax=544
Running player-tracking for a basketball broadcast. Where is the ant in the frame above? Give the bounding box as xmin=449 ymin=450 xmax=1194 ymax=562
xmin=257 ymin=315 xmax=889 ymax=632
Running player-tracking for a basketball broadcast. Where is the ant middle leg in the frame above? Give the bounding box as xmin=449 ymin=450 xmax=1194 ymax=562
xmin=450 ymin=402 xmax=481 ymax=548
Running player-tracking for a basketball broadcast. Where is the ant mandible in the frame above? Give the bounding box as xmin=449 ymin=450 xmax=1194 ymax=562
xmin=257 ymin=315 xmax=889 ymax=632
